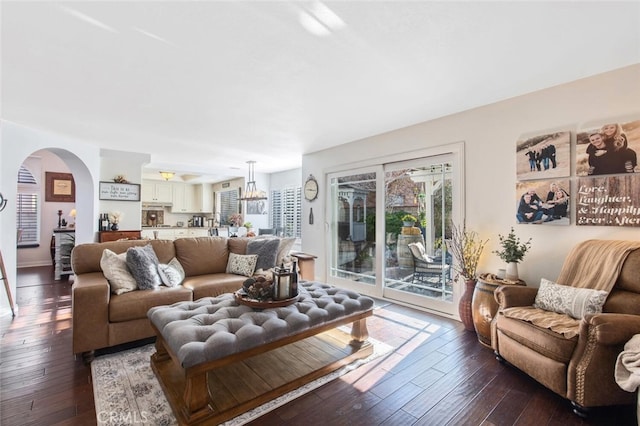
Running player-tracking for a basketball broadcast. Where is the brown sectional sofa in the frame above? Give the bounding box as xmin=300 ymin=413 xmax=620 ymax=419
xmin=71 ymin=236 xmax=304 ymax=361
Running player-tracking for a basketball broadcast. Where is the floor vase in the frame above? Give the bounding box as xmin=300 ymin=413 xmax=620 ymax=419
xmin=459 ymin=279 xmax=476 ymax=331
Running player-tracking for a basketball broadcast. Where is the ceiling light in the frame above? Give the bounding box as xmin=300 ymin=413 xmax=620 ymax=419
xmin=239 ymin=161 xmax=267 ymax=201
xmin=159 ymin=171 xmax=175 ymax=181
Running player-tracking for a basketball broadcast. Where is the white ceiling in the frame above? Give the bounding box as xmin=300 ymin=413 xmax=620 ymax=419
xmin=2 ymin=1 xmax=639 ymax=182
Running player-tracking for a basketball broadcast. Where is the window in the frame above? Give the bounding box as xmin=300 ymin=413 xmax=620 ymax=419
xmin=17 ymin=165 xmax=39 ymax=247
xmin=219 ymin=188 xmax=240 ymax=225
xmin=270 ymin=187 xmax=301 ymax=238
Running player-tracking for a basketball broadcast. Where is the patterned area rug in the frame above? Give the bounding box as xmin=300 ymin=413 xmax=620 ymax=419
xmin=92 ymin=337 xmax=393 ymax=426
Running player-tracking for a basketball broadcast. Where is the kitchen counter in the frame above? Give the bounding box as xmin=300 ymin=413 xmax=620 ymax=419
xmin=141 ymin=226 xmax=211 ymax=230
xmin=141 ymin=227 xmax=210 ymax=241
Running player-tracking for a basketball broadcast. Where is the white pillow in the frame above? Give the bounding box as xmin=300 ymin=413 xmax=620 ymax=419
xmin=277 ymin=237 xmax=296 ymax=265
xmin=533 ymin=278 xmax=608 ymax=319
xmin=408 ymin=242 xmax=433 ymax=262
xmin=157 ymin=257 xmax=185 ymax=287
xmin=226 ymin=253 xmax=258 ymax=277
xmin=100 ymin=249 xmax=137 ymax=295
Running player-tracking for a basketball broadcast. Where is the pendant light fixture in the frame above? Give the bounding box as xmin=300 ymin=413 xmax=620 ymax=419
xmin=239 ymin=161 xmax=267 ymax=201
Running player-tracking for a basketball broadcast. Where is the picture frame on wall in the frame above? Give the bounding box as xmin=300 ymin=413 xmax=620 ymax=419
xmin=576 ymin=118 xmax=640 ymax=177
xmin=515 ymin=179 xmax=570 ymax=225
xmin=99 ymin=181 xmax=141 ymax=201
xmin=516 ymin=131 xmax=571 ymax=181
xmin=45 ymin=172 xmax=75 ymax=202
xmin=247 ymin=200 xmax=268 ymax=215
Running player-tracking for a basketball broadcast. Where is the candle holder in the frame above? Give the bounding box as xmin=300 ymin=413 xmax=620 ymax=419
xmin=272 ymin=264 xmax=294 ymax=300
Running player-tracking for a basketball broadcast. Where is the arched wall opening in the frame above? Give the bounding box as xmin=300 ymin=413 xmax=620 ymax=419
xmin=1 ymin=121 xmax=101 ymax=316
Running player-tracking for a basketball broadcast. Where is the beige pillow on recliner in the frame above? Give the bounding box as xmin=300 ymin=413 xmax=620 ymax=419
xmin=100 ymin=249 xmax=137 ymax=295
xmin=534 ymin=278 xmax=608 ymax=319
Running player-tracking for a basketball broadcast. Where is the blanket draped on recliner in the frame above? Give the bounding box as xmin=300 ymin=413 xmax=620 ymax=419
xmin=556 ymin=239 xmax=640 ymax=293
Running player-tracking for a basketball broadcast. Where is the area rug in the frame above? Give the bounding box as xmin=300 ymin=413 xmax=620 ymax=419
xmin=91 ymin=337 xmax=393 ymax=426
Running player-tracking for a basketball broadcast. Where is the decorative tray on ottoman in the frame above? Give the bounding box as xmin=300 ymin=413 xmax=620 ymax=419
xmin=233 ymin=290 xmax=299 ymax=309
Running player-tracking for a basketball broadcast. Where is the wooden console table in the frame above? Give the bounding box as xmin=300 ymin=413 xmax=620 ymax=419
xmin=98 ymin=230 xmax=141 ymax=242
xmin=291 ymin=252 xmax=317 ymax=281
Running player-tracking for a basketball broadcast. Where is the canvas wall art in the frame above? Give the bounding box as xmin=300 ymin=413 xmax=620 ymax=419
xmin=576 ymin=174 xmax=640 ymax=227
xmin=516 ymin=131 xmax=570 ymax=181
xmin=247 ymin=200 xmax=268 ymax=215
xmin=576 ymin=119 xmax=640 ymax=177
xmin=515 ymin=179 xmax=570 ymax=225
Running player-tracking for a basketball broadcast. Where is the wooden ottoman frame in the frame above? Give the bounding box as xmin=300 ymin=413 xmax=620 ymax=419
xmin=150 ymin=310 xmax=372 ymax=425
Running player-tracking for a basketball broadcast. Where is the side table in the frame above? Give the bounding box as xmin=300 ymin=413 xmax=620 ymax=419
xmin=472 ymin=273 xmax=526 ymax=347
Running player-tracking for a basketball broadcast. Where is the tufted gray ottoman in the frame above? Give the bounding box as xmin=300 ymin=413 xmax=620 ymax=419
xmin=148 ymin=281 xmax=374 ymax=425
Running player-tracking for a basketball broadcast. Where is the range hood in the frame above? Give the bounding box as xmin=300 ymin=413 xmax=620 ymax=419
xmin=142 ymin=201 xmax=173 ymax=208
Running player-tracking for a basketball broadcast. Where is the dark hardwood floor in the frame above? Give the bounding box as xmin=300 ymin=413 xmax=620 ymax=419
xmin=0 ymin=266 xmax=636 ymax=425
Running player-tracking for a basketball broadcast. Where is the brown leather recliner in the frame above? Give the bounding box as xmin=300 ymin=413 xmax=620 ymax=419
xmin=492 ymin=242 xmax=640 ymax=417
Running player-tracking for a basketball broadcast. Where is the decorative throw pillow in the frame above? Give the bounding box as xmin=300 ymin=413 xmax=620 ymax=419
xmin=100 ymin=249 xmax=138 ymax=295
xmin=533 ymin=278 xmax=608 ymax=319
xmin=226 ymin=253 xmax=258 ymax=277
xmin=247 ymin=238 xmax=280 ymax=271
xmin=157 ymin=257 xmax=185 ymax=287
xmin=276 ymin=237 xmax=296 ymax=265
xmin=126 ymin=244 xmax=162 ymax=290
xmin=408 ymin=242 xmax=433 ymax=262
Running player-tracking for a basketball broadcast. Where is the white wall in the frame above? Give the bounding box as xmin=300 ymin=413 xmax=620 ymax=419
xmin=99 ymin=148 xmax=150 ymax=231
xmin=270 ymin=168 xmax=302 ymax=190
xmin=302 ymin=64 xmax=640 ymax=288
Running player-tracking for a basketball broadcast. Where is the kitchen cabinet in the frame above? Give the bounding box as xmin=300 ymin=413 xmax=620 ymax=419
xmin=171 ymin=183 xmax=212 ymax=213
xmin=187 ymin=228 xmax=209 ymax=238
xmin=171 ymin=183 xmax=197 ymax=213
xmin=141 ymin=180 xmax=173 ymax=203
xmin=194 ymin=183 xmax=213 ymax=213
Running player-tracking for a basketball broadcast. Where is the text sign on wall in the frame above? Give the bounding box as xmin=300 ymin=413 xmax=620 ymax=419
xmin=577 ymin=175 xmax=640 ymax=226
xmin=99 ymin=182 xmax=141 ymax=201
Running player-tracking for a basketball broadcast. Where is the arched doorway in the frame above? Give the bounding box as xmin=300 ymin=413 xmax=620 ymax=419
xmin=1 ymin=121 xmax=99 ymax=316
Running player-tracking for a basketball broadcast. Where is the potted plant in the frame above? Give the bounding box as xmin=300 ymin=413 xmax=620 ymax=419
xmin=229 ymin=213 xmax=243 ymax=227
xmin=447 ymin=222 xmax=488 ymax=331
xmin=243 ymin=222 xmax=253 ymax=234
xmin=108 ymin=211 xmax=123 ymax=231
xmin=493 ymin=227 xmax=532 ymax=281
xmin=401 ymin=214 xmax=417 ymax=227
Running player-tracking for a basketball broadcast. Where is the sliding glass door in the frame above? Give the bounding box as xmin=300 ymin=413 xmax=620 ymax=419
xmin=327 ymin=167 xmax=381 ymax=295
xmin=326 ymin=149 xmax=461 ymax=315
xmin=382 ymin=157 xmax=454 ymax=315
